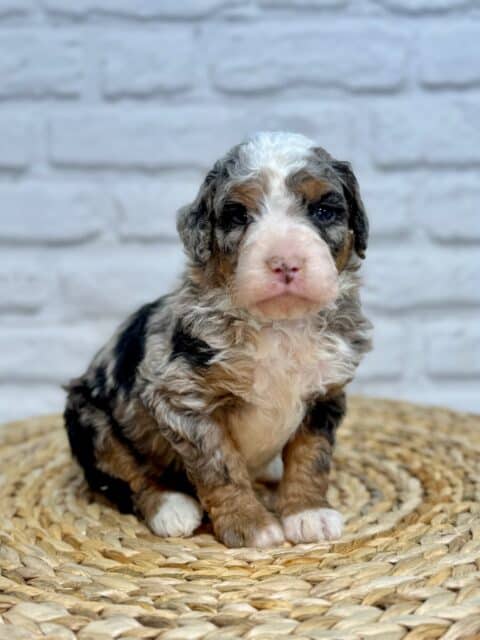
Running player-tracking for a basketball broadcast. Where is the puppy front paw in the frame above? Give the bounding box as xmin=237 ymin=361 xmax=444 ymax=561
xmin=213 ymin=510 xmax=285 ymax=548
xmin=249 ymin=521 xmax=285 ymax=548
xmin=282 ymin=507 xmax=343 ymax=544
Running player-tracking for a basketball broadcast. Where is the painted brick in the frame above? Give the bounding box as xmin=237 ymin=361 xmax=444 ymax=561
xmin=356 ymin=320 xmax=407 ymax=381
xmin=420 ymin=25 xmax=480 ymax=88
xmin=259 ymin=0 xmax=346 ymax=7
xmin=0 ymin=1 xmax=32 ymax=16
xmin=59 ymin=247 xmax=185 ymax=319
xmin=426 ymin=323 xmax=480 ymax=379
xmin=360 ymin=178 xmax=411 ymax=238
xmin=44 ymin=0 xmax=232 ymax=19
xmin=114 ymin=179 xmax=200 ymax=242
xmin=49 ymin=103 xmax=354 ymax=170
xmin=1 ymin=3 xmax=479 ymax=420
xmin=0 ymin=185 xmax=103 ymax=244
xmin=363 ymin=248 xmax=479 ymax=310
xmin=419 ymin=178 xmax=480 ymax=243
xmin=0 ymin=33 xmax=83 ymax=99
xmin=102 ymin=31 xmax=195 ymax=98
xmin=376 ymin=0 xmax=472 ymax=12
xmin=49 ymin=108 xmax=240 ymax=170
xmin=0 ymin=117 xmax=31 ymax=170
xmin=0 ymin=325 xmax=109 ymax=384
xmin=0 ymin=258 xmax=52 ymax=313
xmin=210 ymin=24 xmax=407 ymax=93
xmin=373 ymin=100 xmax=480 ymax=168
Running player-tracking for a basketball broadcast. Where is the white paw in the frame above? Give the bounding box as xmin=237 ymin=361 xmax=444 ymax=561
xmin=282 ymin=508 xmax=343 ymax=544
xmin=250 ymin=521 xmax=285 ymax=548
xmin=254 ymin=456 xmax=284 ymax=483
xmin=148 ymin=492 xmax=203 ymax=538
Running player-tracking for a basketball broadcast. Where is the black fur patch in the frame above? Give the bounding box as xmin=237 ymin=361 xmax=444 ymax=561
xmin=159 ymin=463 xmax=197 ymax=496
xmin=113 ymin=300 xmax=158 ymax=395
xmin=332 ymin=161 xmax=369 ymax=258
xmin=218 ymin=202 xmax=250 ymax=235
xmin=170 ymin=321 xmax=216 ymax=368
xmin=82 ymin=372 xmax=146 ymax=466
xmin=64 ymin=392 xmax=134 ymax=514
xmin=305 ymin=393 xmax=346 ymax=446
xmin=92 ymin=365 xmax=108 ymax=397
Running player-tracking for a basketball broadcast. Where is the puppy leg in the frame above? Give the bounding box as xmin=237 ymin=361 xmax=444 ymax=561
xmin=278 ymin=393 xmax=346 ymax=544
xmin=147 ymin=396 xmax=284 ymax=548
xmin=98 ymin=433 xmax=203 ymax=538
xmin=67 ymin=377 xmax=202 ymax=539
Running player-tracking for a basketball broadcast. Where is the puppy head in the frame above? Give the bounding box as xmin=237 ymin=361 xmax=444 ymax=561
xmin=177 ymin=132 xmax=368 ymax=321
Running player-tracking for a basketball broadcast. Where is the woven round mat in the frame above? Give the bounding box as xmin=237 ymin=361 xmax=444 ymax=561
xmin=1 ymin=398 xmax=480 ymax=640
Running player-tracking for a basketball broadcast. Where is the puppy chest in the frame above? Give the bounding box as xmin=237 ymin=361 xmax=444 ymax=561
xmin=227 ymin=325 xmax=350 ymax=471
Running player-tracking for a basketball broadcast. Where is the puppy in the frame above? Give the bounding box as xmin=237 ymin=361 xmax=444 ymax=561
xmin=64 ymin=132 xmax=372 ymax=548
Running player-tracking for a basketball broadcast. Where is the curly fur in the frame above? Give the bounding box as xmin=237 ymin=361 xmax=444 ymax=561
xmin=64 ymin=132 xmax=372 ymax=548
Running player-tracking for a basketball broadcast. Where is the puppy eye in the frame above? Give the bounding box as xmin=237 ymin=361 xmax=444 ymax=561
xmin=308 ymin=202 xmax=337 ymax=224
xmin=223 ymin=202 xmax=250 ymax=228
xmin=307 ymin=194 xmax=344 ymax=225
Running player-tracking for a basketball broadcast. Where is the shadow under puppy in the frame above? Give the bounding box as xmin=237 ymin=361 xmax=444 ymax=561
xmin=64 ymin=132 xmax=372 ymax=548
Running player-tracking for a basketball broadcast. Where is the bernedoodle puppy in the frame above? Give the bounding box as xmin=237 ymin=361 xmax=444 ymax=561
xmin=64 ymin=132 xmax=372 ymax=548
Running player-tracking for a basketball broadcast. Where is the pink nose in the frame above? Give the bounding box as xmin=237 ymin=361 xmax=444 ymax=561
xmin=266 ymin=255 xmax=304 ymax=284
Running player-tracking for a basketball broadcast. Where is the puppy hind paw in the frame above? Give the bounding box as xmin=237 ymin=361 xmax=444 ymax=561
xmin=147 ymin=492 xmax=203 ymax=538
xmin=282 ymin=507 xmax=343 ymax=544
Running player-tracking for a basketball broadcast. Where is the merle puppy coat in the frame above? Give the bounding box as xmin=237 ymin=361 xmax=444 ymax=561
xmin=65 ymin=132 xmax=372 ymax=548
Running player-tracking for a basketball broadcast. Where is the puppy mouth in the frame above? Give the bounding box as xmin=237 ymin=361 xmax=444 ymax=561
xmin=254 ymin=291 xmax=314 ymax=306
xmin=252 ymin=292 xmax=325 ymax=320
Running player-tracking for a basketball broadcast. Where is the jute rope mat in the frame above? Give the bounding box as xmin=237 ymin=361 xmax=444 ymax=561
xmin=1 ymin=398 xmax=479 ymax=640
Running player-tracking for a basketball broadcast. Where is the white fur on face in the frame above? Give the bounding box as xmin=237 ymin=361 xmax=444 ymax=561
xmin=234 ymin=198 xmax=339 ymax=320
xmin=238 ymin=132 xmax=316 ymax=178
xmin=147 ymin=492 xmax=203 ymax=538
xmin=282 ymin=508 xmax=343 ymax=544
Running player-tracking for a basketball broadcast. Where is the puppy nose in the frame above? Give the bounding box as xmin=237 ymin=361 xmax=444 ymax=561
xmin=266 ymin=255 xmax=304 ymax=284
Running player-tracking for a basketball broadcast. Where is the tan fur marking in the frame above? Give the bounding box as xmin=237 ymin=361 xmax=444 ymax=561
xmin=209 ymin=253 xmax=237 ymax=289
xmin=278 ymin=429 xmax=332 ymax=517
xmin=96 ymin=433 xmax=150 ymax=494
xmin=229 ymin=178 xmax=266 ymax=212
xmin=335 ymin=230 xmax=354 ymax=272
xmin=291 ymin=173 xmax=332 ymax=203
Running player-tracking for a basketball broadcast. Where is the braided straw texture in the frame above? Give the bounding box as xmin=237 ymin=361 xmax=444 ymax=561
xmin=1 ymin=398 xmax=480 ymax=640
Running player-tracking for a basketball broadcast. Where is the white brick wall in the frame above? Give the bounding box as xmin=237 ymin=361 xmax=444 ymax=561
xmin=1 ymin=0 xmax=479 ymax=423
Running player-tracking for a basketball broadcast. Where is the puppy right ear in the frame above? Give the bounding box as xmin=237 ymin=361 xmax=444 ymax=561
xmin=177 ymin=167 xmax=218 ymax=265
xmin=331 ymin=161 xmax=369 ymax=259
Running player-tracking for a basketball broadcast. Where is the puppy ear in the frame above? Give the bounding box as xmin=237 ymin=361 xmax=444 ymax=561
xmin=332 ymin=161 xmax=369 ymax=259
xmin=177 ymin=167 xmax=218 ymax=265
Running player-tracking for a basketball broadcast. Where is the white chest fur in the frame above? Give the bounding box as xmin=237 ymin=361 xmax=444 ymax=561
xmin=228 ymin=321 xmax=355 ymax=474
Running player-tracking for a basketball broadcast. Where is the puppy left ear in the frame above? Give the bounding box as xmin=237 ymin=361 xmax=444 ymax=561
xmin=332 ymin=161 xmax=369 ymax=259
xmin=177 ymin=167 xmax=218 ymax=265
